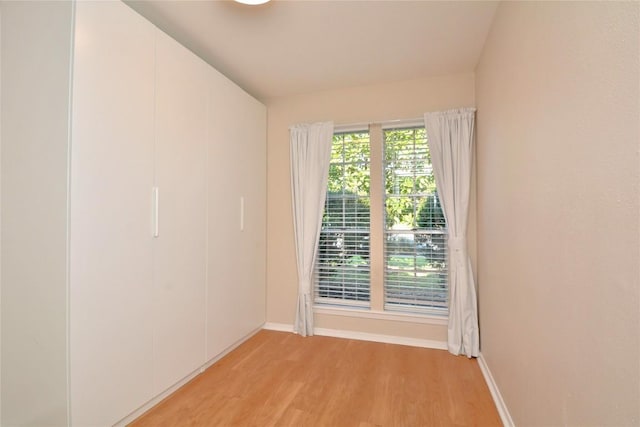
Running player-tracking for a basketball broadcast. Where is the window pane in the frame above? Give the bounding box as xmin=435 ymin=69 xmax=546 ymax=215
xmin=383 ymin=127 xmax=448 ymax=315
xmin=315 ymin=132 xmax=371 ymax=307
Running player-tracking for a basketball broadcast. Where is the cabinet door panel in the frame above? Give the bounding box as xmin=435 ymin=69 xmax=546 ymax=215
xmin=70 ymin=2 xmax=155 ymax=425
xmin=207 ymin=70 xmax=267 ymax=360
xmin=153 ymin=31 xmax=208 ymax=393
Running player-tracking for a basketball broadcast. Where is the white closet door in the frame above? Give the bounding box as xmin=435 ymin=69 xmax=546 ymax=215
xmin=152 ymin=31 xmax=208 ymax=393
xmin=70 ymin=2 xmax=155 ymax=425
xmin=207 ymin=70 xmax=267 ymax=360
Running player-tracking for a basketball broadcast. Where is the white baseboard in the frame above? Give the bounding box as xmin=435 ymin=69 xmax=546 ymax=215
xmin=314 ymin=327 xmax=448 ymax=350
xmin=478 ymin=353 xmax=514 ymax=427
xmin=115 ymin=326 xmax=263 ymax=426
xmin=108 ymin=324 xmax=513 ymax=427
xmin=263 ymin=322 xmax=294 ymax=332
xmin=262 ymin=322 xmax=447 ymax=350
xmin=264 ymin=323 xmax=511 ymax=426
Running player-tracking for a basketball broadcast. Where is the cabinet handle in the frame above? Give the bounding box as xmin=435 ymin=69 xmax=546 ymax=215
xmin=240 ymin=196 xmax=244 ymax=232
xmin=153 ymin=186 xmax=159 ymax=238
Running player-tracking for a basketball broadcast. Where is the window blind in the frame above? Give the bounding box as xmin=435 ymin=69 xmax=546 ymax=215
xmin=315 ymin=132 xmax=371 ymax=307
xmin=383 ymin=127 xmax=448 ymax=315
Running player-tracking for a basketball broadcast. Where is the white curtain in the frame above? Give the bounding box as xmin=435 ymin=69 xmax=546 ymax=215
xmin=424 ymin=108 xmax=479 ymax=358
xmin=290 ymin=122 xmax=334 ymax=336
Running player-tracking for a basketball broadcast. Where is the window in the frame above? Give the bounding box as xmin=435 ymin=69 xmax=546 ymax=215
xmin=314 ymin=132 xmax=371 ymax=307
xmin=315 ymin=123 xmax=448 ymax=316
xmin=383 ymin=127 xmax=447 ymax=314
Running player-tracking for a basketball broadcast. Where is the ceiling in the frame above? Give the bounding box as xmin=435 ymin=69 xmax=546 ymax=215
xmin=126 ymin=0 xmax=499 ymax=102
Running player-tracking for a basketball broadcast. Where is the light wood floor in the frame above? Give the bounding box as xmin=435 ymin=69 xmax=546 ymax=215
xmin=130 ymin=330 xmax=501 ymax=426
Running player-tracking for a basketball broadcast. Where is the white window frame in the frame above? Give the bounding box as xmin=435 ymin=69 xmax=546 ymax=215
xmin=314 ymin=130 xmax=372 ymax=308
xmin=382 ymin=125 xmax=448 ymax=316
xmin=314 ymin=119 xmax=449 ymax=320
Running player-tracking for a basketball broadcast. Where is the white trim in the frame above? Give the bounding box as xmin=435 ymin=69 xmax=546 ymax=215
xmin=333 ymin=117 xmax=425 ymax=134
xmin=333 ymin=123 xmax=369 ymax=133
xmin=263 ymin=322 xmax=294 ymax=332
xmin=380 ymin=117 xmax=424 ymax=130
xmin=478 ymin=353 xmax=515 ymax=427
xmin=0 ymin=8 xmax=3 ymax=424
xmin=66 ymin=4 xmax=77 ymax=424
xmin=315 ymin=327 xmax=447 ymax=350
xmin=114 ymin=367 xmax=202 ymax=427
xmin=314 ymin=306 xmax=448 ymax=325
xmin=263 ymin=322 xmax=447 ymax=350
xmin=115 ymin=326 xmax=263 ymax=426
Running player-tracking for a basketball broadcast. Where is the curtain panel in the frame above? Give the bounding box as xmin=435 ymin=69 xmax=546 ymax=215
xmin=424 ymin=108 xmax=479 ymax=357
xmin=289 ymin=122 xmax=334 ymax=336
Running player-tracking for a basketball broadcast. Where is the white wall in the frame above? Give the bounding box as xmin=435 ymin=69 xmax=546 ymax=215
xmin=265 ymin=73 xmax=475 ymax=342
xmin=0 ymin=2 xmax=73 ymax=425
xmin=475 ymin=2 xmax=639 ymax=425
xmin=1 ymin=2 xmax=268 ymax=424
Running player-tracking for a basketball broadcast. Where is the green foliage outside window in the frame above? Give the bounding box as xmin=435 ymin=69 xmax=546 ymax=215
xmin=316 ymin=128 xmax=447 ymax=310
xmin=322 ymin=128 xmax=446 ymax=231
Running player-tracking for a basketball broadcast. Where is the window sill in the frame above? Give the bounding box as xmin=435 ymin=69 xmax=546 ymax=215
xmin=313 ymin=305 xmax=448 ymax=326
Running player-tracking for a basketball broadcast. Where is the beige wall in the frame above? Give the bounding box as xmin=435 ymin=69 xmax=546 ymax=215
xmin=475 ymin=2 xmax=639 ymax=425
xmin=265 ymin=73 xmax=475 ymax=341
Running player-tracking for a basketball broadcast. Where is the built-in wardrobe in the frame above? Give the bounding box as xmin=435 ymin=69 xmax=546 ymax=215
xmin=0 ymin=1 xmax=266 ymax=425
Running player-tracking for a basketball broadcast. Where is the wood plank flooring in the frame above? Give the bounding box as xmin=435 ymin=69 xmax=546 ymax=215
xmin=130 ymin=330 xmax=501 ymax=426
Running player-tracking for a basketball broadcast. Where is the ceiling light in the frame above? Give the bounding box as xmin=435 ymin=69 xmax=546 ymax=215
xmin=234 ymin=0 xmax=271 ymax=5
